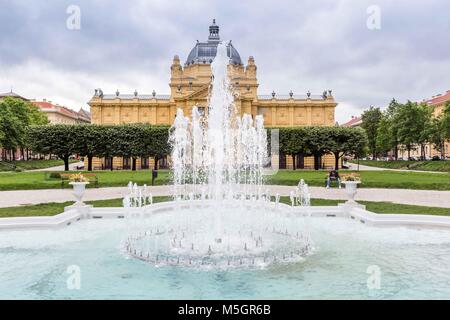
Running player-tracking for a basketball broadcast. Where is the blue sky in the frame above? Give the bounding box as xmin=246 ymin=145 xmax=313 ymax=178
xmin=1 ymin=0 xmax=449 ymax=123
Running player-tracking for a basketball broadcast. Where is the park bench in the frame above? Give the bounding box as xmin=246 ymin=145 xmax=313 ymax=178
xmin=60 ymin=173 xmax=99 ymax=189
xmin=325 ymin=172 xmax=342 ymax=188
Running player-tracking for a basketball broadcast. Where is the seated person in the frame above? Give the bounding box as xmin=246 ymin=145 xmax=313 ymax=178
xmin=326 ymin=170 xmax=341 ymax=189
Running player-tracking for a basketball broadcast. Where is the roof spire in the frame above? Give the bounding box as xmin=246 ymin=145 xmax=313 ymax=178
xmin=208 ymin=18 xmax=220 ymax=43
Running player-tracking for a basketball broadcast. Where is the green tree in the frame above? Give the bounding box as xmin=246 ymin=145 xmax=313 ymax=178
xmin=27 ymin=103 xmax=49 ymax=126
xmin=417 ymin=103 xmax=433 ymax=159
xmin=279 ymin=127 xmax=308 ymax=170
xmin=385 ymin=99 xmax=402 ymax=159
xmin=443 ymin=101 xmax=450 ymax=139
xmin=0 ymin=98 xmax=26 ymax=160
xmin=396 ymin=101 xmax=431 ymax=159
xmin=27 ymin=125 xmax=77 ymax=171
xmin=361 ymin=106 xmax=383 ymax=159
xmin=72 ymin=124 xmax=104 ymax=171
xmin=305 ymin=127 xmax=331 ymax=170
xmin=0 ymin=97 xmax=49 ymax=160
xmin=328 ymin=127 xmax=368 ymax=170
xmin=143 ymin=125 xmax=170 ymax=169
xmin=375 ymin=113 xmax=391 ymax=156
xmin=429 ymin=116 xmax=447 ymax=159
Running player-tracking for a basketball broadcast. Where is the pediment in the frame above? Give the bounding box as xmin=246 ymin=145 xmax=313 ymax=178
xmin=182 ymin=85 xmax=210 ymax=100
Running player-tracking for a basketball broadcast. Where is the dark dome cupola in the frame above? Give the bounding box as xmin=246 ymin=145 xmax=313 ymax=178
xmin=208 ymin=19 xmax=220 ymax=43
xmin=185 ymin=19 xmax=242 ymax=66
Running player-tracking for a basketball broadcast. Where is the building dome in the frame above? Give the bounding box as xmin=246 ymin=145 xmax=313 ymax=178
xmin=185 ymin=19 xmax=242 ymax=66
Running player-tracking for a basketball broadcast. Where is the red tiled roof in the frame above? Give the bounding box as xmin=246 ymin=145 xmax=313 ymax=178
xmin=425 ymin=90 xmax=450 ymax=106
xmin=342 ymin=116 xmax=362 ymax=127
xmin=32 ymin=101 xmax=90 ymax=122
xmin=32 ymin=101 xmax=54 ymax=109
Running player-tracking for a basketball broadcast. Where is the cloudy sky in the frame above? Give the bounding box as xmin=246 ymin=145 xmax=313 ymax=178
xmin=1 ymin=0 xmax=449 ymax=123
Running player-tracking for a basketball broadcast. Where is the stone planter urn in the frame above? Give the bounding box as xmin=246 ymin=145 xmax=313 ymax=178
xmin=69 ymin=182 xmax=89 ymax=205
xmin=342 ymin=181 xmax=361 ymax=205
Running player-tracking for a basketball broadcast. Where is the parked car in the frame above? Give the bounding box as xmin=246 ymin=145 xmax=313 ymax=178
xmin=432 ymin=156 xmax=441 ymax=161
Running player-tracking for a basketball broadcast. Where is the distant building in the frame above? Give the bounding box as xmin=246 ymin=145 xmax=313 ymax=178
xmin=0 ymin=90 xmax=29 ymax=102
xmin=88 ymin=20 xmax=338 ymax=170
xmin=426 ymin=90 xmax=450 ymax=117
xmin=32 ymin=99 xmax=91 ymax=124
xmin=408 ymin=90 xmax=450 ymax=160
xmin=342 ymin=116 xmax=362 ymax=127
xmin=1 ymin=93 xmax=91 ymax=160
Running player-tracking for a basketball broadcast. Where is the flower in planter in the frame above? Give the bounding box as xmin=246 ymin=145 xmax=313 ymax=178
xmin=341 ymin=173 xmax=361 ymax=182
xmin=69 ymin=173 xmax=89 ymax=183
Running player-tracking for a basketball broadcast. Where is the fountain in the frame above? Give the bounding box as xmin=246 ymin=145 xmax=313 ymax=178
xmin=123 ymin=42 xmax=312 ymax=268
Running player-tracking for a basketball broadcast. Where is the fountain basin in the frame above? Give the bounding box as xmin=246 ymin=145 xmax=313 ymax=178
xmin=1 ymin=207 xmax=450 ymax=299
xmin=123 ymin=200 xmax=312 ymax=269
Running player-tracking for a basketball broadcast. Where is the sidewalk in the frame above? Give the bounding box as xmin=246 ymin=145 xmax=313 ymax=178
xmin=347 ymin=162 xmax=448 ymax=174
xmin=1 ymin=185 xmax=449 ymax=208
xmin=26 ymin=161 xmax=84 ymax=172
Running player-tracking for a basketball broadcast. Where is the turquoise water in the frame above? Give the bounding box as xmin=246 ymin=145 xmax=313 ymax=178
xmin=1 ymin=217 xmax=450 ymax=299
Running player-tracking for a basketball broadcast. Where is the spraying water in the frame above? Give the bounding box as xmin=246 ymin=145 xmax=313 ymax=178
xmin=169 ymin=42 xmax=268 ymax=202
xmin=123 ymin=42 xmax=312 ymax=268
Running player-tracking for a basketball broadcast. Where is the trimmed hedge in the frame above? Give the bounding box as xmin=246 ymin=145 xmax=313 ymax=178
xmin=27 ymin=124 xmax=367 ymax=171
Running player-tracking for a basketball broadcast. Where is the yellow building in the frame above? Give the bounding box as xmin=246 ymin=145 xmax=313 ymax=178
xmin=88 ymin=20 xmax=338 ymax=170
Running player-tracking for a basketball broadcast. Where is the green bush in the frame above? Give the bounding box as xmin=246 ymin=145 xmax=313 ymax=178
xmin=48 ymin=172 xmax=61 ymax=179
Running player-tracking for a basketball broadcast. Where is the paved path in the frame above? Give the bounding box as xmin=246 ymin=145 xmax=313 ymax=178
xmin=347 ymin=162 xmax=447 ymax=174
xmin=27 ymin=161 xmax=84 ymax=172
xmin=347 ymin=163 xmax=384 ymax=171
xmin=1 ymin=185 xmax=449 ymax=208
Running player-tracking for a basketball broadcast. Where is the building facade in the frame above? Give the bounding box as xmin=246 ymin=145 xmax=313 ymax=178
xmin=342 ymin=116 xmax=362 ymax=128
xmin=0 ymin=91 xmax=29 ymax=102
xmin=32 ymin=99 xmax=91 ymax=124
xmin=88 ymin=20 xmax=338 ymax=170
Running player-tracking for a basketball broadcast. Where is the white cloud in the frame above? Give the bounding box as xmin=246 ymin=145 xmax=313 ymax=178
xmin=1 ymin=0 xmax=449 ymax=124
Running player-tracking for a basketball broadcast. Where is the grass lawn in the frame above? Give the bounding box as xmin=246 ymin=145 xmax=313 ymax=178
xmin=265 ymin=170 xmax=450 ymax=190
xmin=0 ymin=170 xmax=171 ymax=191
xmin=280 ymin=197 xmax=450 ymax=216
xmin=0 ymin=159 xmax=77 ymax=172
xmin=0 ymin=169 xmax=449 ymax=190
xmin=356 ymin=160 xmax=450 ymax=172
xmin=1 ymin=196 xmax=449 ymax=217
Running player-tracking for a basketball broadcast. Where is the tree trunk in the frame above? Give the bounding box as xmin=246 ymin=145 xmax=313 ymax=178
xmin=297 ymin=153 xmax=305 ymax=169
xmin=110 ymin=157 xmax=114 ymax=171
xmin=154 ymin=156 xmax=158 ymax=170
xmin=394 ymin=145 xmax=398 ymax=160
xmin=314 ymin=154 xmax=320 ymax=171
xmin=64 ymin=156 xmax=69 ymax=171
xmin=291 ymin=155 xmax=296 ymax=170
xmin=334 ymin=152 xmax=340 ymax=170
xmin=132 ymin=158 xmax=137 ymax=171
xmin=88 ymin=155 xmax=93 ymax=171
xmin=407 ymin=148 xmax=411 ymax=160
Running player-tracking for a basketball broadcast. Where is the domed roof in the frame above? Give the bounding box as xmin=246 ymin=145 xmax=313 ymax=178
xmin=185 ymin=19 xmax=242 ymax=66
